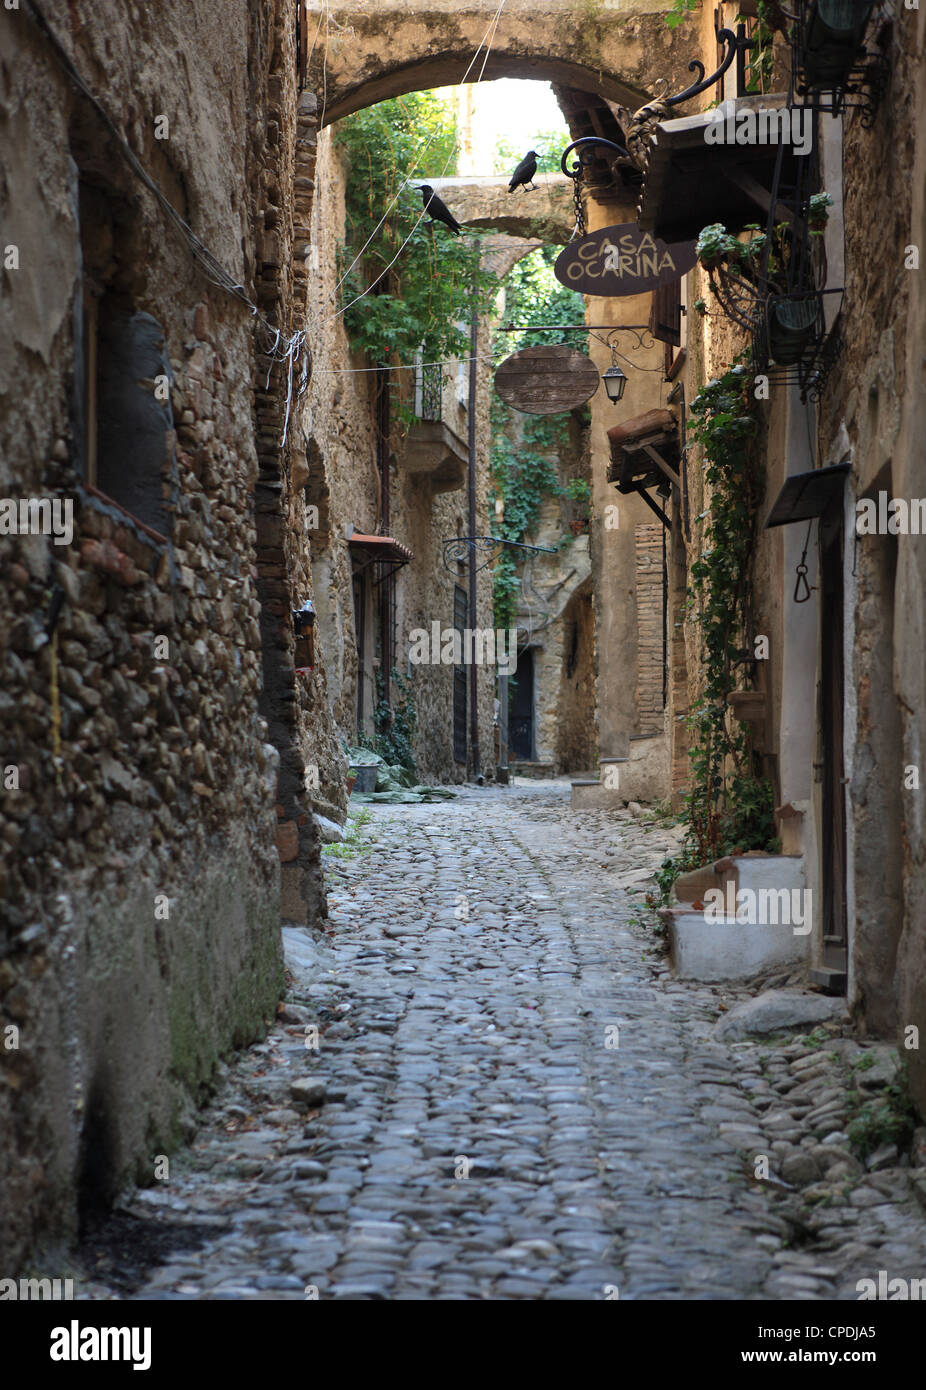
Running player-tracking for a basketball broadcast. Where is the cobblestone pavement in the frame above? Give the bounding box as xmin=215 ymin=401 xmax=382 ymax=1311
xmin=79 ymin=782 xmax=926 ymax=1300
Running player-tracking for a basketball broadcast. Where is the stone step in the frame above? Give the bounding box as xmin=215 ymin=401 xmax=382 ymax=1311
xmin=570 ymin=779 xmax=624 ymax=811
xmin=713 ymin=853 xmax=805 ymax=895
xmin=659 ymin=903 xmax=812 ymax=982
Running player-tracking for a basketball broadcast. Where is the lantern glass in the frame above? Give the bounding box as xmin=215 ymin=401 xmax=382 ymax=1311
xmin=602 ymin=364 xmax=627 ymax=403
xmin=816 ymin=0 xmax=872 ymax=37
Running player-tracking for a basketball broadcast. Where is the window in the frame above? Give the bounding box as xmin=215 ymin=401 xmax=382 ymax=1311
xmin=76 ymin=171 xmax=173 ymax=536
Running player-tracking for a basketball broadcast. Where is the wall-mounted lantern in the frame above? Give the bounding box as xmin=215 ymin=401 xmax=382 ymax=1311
xmin=801 ymin=0 xmax=876 ymax=87
xmin=293 ymin=598 xmax=315 ymax=674
xmin=602 ymin=363 xmax=628 ymax=404
xmin=790 ymin=0 xmax=889 ymax=122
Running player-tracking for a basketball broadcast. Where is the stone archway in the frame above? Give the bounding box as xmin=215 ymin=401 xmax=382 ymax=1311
xmin=307 ymin=0 xmax=698 ymax=128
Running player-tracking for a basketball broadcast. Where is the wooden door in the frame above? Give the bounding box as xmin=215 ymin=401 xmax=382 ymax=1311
xmin=819 ymin=515 xmax=848 ymax=989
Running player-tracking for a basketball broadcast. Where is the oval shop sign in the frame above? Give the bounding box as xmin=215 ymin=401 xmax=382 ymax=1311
xmin=554 ymin=223 xmax=697 ymax=297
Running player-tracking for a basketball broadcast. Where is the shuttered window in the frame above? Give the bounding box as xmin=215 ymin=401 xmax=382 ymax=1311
xmin=649 ymin=278 xmax=682 ymax=347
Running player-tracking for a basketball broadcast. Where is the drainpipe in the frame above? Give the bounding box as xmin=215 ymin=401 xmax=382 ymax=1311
xmin=467 ymin=305 xmax=481 ymax=781
xmin=376 ymin=366 xmax=392 ymax=710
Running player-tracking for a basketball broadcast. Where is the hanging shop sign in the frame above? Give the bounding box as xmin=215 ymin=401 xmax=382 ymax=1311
xmin=554 ymin=223 xmax=697 ymax=297
xmin=494 ymin=345 xmax=601 ymax=416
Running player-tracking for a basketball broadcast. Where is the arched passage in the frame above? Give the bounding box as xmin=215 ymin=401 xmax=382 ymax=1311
xmin=307 ymin=0 xmax=698 ymax=128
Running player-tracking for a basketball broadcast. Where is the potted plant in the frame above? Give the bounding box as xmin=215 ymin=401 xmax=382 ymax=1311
xmin=766 ymin=294 xmax=822 ymax=363
xmin=562 ymin=477 xmax=591 ymax=536
xmin=698 ymin=197 xmax=832 ymax=360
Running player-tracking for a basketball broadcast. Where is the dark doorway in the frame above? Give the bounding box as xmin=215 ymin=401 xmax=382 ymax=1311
xmin=819 ymin=512 xmax=848 ymax=992
xmin=353 ymin=566 xmax=367 ymax=739
xmin=510 ymin=647 xmax=535 ymax=762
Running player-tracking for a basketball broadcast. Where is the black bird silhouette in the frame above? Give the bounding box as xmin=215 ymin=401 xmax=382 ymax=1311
xmin=508 ymin=150 xmax=538 ymax=193
xmin=417 ymin=185 xmax=462 ymax=235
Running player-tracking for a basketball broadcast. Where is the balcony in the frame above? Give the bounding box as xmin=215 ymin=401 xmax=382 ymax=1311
xmin=400 ymin=420 xmax=468 ymax=494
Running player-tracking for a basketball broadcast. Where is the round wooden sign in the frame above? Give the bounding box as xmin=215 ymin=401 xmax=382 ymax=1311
xmin=494 ymin=345 xmax=600 ymax=416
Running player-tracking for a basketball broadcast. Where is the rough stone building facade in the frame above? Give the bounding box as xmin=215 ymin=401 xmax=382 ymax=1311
xmin=297 ymin=130 xmax=500 ymax=787
xmin=8 ymin=0 xmax=922 ymax=1274
xmin=637 ymin=1 xmax=926 ymax=1109
xmin=0 ymin=0 xmax=329 ymax=1265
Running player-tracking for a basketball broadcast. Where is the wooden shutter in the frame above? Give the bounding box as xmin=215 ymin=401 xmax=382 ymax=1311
xmin=650 ymin=278 xmax=681 ymax=347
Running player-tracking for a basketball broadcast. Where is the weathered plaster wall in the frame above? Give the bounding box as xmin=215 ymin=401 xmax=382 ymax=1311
xmin=814 ymin=7 xmax=926 ymax=1096
xmin=586 ymin=187 xmax=669 ymax=770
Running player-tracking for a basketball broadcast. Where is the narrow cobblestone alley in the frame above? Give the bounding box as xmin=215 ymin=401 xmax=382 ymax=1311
xmin=79 ymin=784 xmax=926 ymax=1302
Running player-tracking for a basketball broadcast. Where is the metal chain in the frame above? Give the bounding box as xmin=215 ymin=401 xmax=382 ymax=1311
xmin=571 ymin=169 xmax=585 ymax=239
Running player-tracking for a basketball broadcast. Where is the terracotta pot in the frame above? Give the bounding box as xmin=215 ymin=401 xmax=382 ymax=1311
xmin=346 ymin=774 xmax=357 ymax=796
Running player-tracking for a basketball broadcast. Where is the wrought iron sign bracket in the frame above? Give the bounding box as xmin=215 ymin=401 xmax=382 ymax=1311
xmin=558 ymin=25 xmax=755 ymax=184
xmin=662 ymin=24 xmax=755 ymax=108
xmin=559 ymin=24 xmax=754 ymax=235
xmin=496 ymin=323 xmax=663 ymax=372
xmin=630 ymin=484 xmax=671 ymax=530
xmin=560 ymin=136 xmax=633 ymax=181
xmin=442 ymin=536 xmax=558 ymax=576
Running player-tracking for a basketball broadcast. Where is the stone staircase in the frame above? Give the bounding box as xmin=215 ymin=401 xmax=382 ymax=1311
xmin=659 ymin=852 xmax=811 ymax=982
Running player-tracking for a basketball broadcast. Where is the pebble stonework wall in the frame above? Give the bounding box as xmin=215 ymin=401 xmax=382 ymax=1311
xmin=0 ymin=0 xmax=312 ymax=1266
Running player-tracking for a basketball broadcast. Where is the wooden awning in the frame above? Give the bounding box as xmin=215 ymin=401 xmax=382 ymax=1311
xmin=348 ymin=532 xmax=413 ymax=572
xmin=608 ymin=408 xmax=680 ymax=490
xmin=607 ymin=408 xmax=681 ymax=529
xmin=637 ymin=95 xmax=801 ymax=244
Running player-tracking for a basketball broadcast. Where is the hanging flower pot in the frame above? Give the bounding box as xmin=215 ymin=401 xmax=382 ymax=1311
xmin=767 ymin=295 xmax=820 ymax=364
xmin=802 ymin=0 xmax=875 ymax=87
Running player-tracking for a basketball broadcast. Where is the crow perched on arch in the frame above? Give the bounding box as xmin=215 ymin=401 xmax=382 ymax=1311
xmin=508 ymin=150 xmax=538 ymax=193
xmin=416 ymin=185 xmax=462 ymax=235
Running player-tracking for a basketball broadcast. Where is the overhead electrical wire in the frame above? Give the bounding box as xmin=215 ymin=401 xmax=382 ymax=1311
xmin=328 ymin=0 xmax=509 ymax=324
xmin=330 ymin=0 xmax=508 ymax=304
xmin=19 ymin=0 xmax=310 ymax=443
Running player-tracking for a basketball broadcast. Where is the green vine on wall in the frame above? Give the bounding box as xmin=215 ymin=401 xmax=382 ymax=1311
xmin=673 ymin=359 xmax=778 ymax=876
xmin=335 ymin=93 xmax=497 ymax=391
xmin=489 ymin=248 xmax=587 ymax=630
xmin=490 ymin=405 xmax=570 ymax=630
xmin=358 ymin=668 xmax=419 ymax=772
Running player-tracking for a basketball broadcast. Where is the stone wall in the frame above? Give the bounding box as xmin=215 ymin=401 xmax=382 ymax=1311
xmin=500 ymin=406 xmax=597 ymax=774
xmin=0 ymin=0 xmax=307 ymax=1265
xmin=814 ymin=7 xmax=926 ymax=1103
xmin=634 ymin=522 xmax=664 ymax=736
xmin=308 ymin=0 xmax=698 ymax=126
xmin=297 ymin=126 xmax=498 ymax=786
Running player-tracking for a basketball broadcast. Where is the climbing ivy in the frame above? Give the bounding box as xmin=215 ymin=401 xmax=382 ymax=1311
xmin=335 ymin=93 xmax=497 ymax=373
xmin=490 ymin=406 xmax=568 ymax=630
xmin=664 ymin=0 xmax=699 ymax=30
xmin=358 ymin=668 xmax=419 ymax=773
xmin=679 ymin=359 xmax=777 ymax=864
xmin=489 ymin=248 xmax=588 ymax=630
xmin=663 ymin=3 xmax=777 ymax=93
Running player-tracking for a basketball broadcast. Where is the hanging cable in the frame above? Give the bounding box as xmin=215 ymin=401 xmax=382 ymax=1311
xmin=330 ymin=0 xmax=508 ymax=303
xmin=328 ymin=0 xmax=508 ymax=324
xmin=19 ymin=0 xmax=308 ymax=391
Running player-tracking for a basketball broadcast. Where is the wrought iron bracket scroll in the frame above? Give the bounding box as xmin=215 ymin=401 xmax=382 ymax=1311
xmin=663 ymin=25 xmax=755 ymax=108
xmin=442 ymin=536 xmax=558 ymax=576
